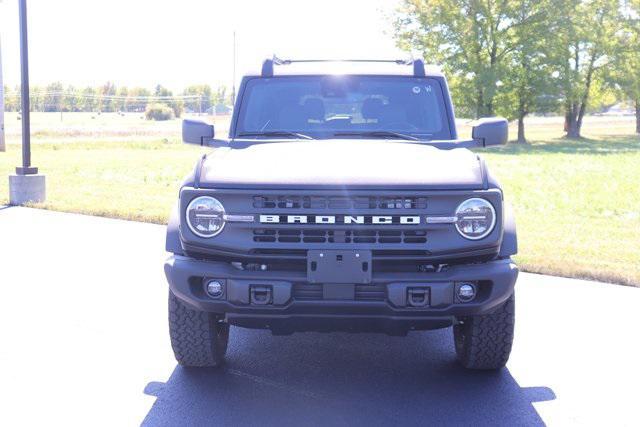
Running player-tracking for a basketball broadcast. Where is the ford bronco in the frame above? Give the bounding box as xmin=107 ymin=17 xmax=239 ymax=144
xmin=165 ymin=58 xmax=517 ymax=370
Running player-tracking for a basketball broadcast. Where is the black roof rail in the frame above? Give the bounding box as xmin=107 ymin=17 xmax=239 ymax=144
xmin=261 ymin=56 xmax=427 ymax=77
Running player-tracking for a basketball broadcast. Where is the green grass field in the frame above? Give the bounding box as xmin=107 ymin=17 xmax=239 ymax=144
xmin=1 ymin=113 xmax=639 ymax=286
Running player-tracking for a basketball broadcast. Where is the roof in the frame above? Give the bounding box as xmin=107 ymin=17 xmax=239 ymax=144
xmin=243 ymin=58 xmax=444 ymax=78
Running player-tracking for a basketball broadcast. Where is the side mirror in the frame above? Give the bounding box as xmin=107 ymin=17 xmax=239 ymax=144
xmin=182 ymin=119 xmax=215 ymax=146
xmin=472 ymin=117 xmax=508 ymax=147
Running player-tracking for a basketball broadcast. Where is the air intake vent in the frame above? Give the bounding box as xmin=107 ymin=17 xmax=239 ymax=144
xmin=253 ymin=229 xmax=426 ymax=244
xmin=293 ymin=283 xmax=387 ymax=301
xmin=253 ymin=195 xmax=427 ymax=210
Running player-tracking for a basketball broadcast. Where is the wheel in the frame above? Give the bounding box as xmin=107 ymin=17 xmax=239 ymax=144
xmin=168 ymin=290 xmax=229 ymax=367
xmin=453 ymin=293 xmax=515 ymax=370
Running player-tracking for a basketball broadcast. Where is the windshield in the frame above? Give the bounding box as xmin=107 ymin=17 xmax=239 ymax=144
xmin=235 ymin=76 xmax=452 ymax=140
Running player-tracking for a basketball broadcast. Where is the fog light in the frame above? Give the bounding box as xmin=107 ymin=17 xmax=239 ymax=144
xmin=457 ymin=283 xmax=476 ymax=302
xmin=206 ymin=280 xmax=224 ymax=298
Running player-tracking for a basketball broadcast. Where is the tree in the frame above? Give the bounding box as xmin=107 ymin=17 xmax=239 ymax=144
xmin=552 ymin=0 xmax=624 ymax=138
xmin=154 ymin=84 xmax=171 ymax=98
xmin=80 ymin=86 xmax=98 ymax=112
xmin=62 ymin=85 xmax=81 ymax=112
xmin=154 ymin=84 xmax=182 ymax=118
xmin=116 ymin=86 xmax=128 ymax=112
xmin=393 ymin=0 xmax=527 ymax=118
xmin=4 ymin=85 xmax=21 ymax=112
xmin=183 ymin=84 xmax=212 ymax=113
xmin=493 ymin=0 xmax=558 ymax=143
xmin=97 ymin=82 xmax=117 ymax=112
xmin=30 ymin=84 xmax=44 ymax=111
xmin=609 ymin=0 xmax=640 ymax=133
xmin=43 ymin=81 xmax=64 ymax=112
xmin=213 ymin=86 xmax=228 ymax=107
xmin=126 ymin=87 xmax=151 ymax=112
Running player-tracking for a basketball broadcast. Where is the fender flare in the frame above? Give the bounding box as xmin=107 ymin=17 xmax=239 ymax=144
xmin=499 ymin=202 xmax=518 ymax=257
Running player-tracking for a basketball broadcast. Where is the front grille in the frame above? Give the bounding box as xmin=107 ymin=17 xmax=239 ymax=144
xmin=293 ymin=283 xmax=386 ymax=301
xmin=253 ymin=195 xmax=427 ymax=210
xmin=253 ymin=229 xmax=427 ymax=244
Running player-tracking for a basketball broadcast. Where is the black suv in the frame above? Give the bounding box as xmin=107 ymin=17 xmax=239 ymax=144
xmin=165 ymin=58 xmax=518 ymax=370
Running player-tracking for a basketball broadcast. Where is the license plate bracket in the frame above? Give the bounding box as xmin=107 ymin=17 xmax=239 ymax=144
xmin=307 ymin=250 xmax=372 ymax=284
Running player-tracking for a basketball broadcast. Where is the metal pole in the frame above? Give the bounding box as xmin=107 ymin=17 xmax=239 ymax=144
xmin=231 ymin=31 xmax=236 ymax=106
xmin=17 ymin=0 xmax=36 ymax=174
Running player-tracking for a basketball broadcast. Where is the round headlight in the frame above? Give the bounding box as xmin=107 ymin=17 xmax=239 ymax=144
xmin=455 ymin=198 xmax=496 ymax=240
xmin=186 ymin=196 xmax=226 ymax=238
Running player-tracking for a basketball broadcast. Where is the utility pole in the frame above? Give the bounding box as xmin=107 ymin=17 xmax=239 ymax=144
xmin=16 ymin=0 xmax=35 ymax=174
xmin=9 ymin=0 xmax=45 ymax=204
xmin=231 ymin=31 xmax=236 ymax=106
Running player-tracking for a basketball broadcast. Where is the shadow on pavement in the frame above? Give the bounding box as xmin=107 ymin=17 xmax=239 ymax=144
xmin=142 ymin=327 xmax=554 ymax=426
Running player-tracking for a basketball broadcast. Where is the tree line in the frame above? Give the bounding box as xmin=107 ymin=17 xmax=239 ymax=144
xmin=2 ymin=83 xmax=232 ymax=116
xmin=393 ymin=0 xmax=640 ymax=141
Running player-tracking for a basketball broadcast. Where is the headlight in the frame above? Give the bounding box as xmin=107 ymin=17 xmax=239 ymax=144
xmin=186 ymin=196 xmax=226 ymax=238
xmin=455 ymin=198 xmax=496 ymax=240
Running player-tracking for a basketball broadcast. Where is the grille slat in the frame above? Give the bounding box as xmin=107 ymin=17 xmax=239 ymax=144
xmin=253 ymin=229 xmax=426 ymax=244
xmin=253 ymin=195 xmax=427 ymax=210
xmin=293 ymin=284 xmax=387 ymax=301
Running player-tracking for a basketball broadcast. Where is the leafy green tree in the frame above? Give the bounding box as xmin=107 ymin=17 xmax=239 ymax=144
xmin=154 ymin=84 xmax=172 ymax=97
xmin=213 ymin=86 xmax=228 ymax=107
xmin=551 ymin=0 xmax=624 ymax=138
xmin=116 ymin=86 xmax=129 ymax=112
xmin=393 ymin=0 xmax=526 ymax=118
xmin=154 ymin=84 xmax=183 ymax=118
xmin=609 ymin=0 xmax=640 ymax=133
xmin=98 ymin=81 xmax=117 ymax=112
xmin=183 ymin=84 xmax=212 ymax=113
xmin=4 ymin=85 xmax=20 ymax=111
xmin=126 ymin=87 xmax=151 ymax=112
xmin=493 ymin=0 xmax=558 ymax=143
xmin=30 ymin=84 xmax=44 ymax=111
xmin=81 ymin=86 xmax=98 ymax=112
xmin=43 ymin=81 xmax=64 ymax=112
xmin=63 ymin=85 xmax=81 ymax=112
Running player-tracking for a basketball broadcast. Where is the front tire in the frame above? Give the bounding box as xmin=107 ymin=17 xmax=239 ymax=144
xmin=453 ymin=293 xmax=515 ymax=370
xmin=168 ymin=291 xmax=229 ymax=367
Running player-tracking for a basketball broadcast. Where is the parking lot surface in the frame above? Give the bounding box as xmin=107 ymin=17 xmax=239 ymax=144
xmin=1 ymin=207 xmax=638 ymax=426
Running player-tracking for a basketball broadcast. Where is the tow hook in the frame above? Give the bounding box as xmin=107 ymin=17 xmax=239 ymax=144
xmin=250 ymin=286 xmax=273 ymax=305
xmin=407 ymin=288 xmax=429 ymax=307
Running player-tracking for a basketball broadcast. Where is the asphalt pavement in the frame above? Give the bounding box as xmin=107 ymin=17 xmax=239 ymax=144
xmin=0 ymin=207 xmax=638 ymax=426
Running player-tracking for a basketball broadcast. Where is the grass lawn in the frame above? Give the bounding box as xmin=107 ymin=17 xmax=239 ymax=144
xmin=1 ymin=114 xmax=639 ymax=286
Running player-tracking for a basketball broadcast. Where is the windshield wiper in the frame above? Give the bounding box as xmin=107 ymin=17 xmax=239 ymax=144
xmin=333 ymin=131 xmax=419 ymax=141
xmin=237 ymin=131 xmax=313 ymax=140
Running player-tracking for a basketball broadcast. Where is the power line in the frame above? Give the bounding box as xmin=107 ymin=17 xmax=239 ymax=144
xmin=3 ymin=91 xmax=206 ymax=100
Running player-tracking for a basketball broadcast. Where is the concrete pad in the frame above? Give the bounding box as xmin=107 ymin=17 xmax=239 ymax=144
xmin=0 ymin=207 xmax=638 ymax=426
xmin=9 ymin=174 xmax=46 ymax=205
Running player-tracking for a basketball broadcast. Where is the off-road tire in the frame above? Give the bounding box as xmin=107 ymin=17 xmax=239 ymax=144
xmin=168 ymin=291 xmax=229 ymax=367
xmin=453 ymin=293 xmax=515 ymax=370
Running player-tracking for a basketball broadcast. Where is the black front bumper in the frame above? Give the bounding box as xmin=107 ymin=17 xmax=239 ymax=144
xmin=165 ymin=255 xmax=518 ymax=335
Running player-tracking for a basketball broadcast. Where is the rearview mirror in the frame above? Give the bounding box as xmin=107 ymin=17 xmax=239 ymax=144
xmin=182 ymin=119 xmax=215 ymax=146
xmin=472 ymin=118 xmax=508 ymax=147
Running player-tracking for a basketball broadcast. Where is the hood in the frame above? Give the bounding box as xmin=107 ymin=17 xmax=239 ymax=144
xmin=198 ymin=140 xmax=484 ymax=189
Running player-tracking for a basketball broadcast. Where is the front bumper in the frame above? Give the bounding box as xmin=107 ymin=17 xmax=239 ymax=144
xmin=165 ymin=255 xmax=517 ymax=335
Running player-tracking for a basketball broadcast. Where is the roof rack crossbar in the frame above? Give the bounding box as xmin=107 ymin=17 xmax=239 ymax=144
xmin=261 ymin=56 xmax=427 ymax=77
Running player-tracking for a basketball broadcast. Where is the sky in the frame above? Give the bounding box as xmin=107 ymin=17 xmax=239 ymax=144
xmin=0 ymin=0 xmax=405 ymax=91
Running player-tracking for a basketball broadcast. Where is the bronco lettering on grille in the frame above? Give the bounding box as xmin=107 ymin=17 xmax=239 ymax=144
xmin=259 ymin=215 xmax=422 ymax=225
